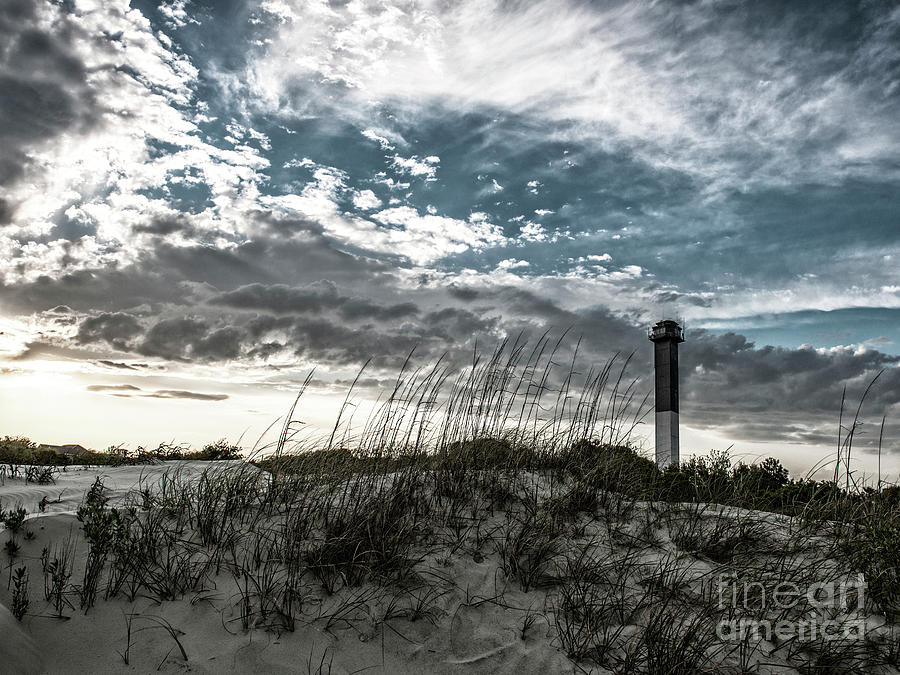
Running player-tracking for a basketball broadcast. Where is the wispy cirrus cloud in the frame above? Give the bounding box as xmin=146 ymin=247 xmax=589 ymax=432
xmin=247 ymin=0 xmax=900 ymax=191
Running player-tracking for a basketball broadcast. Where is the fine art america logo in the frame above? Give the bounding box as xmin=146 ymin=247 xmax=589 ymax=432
xmin=715 ymin=573 xmax=869 ymax=641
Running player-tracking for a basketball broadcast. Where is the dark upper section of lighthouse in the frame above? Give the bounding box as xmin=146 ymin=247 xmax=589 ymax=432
xmin=650 ymin=320 xmax=684 ymax=414
xmin=648 ymin=319 xmax=685 ymax=343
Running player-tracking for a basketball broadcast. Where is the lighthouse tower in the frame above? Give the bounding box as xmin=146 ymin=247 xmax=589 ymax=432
xmin=649 ymin=320 xmax=685 ymax=468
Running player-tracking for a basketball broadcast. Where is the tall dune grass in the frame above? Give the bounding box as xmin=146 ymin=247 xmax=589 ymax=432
xmin=2 ymin=340 xmax=898 ymax=673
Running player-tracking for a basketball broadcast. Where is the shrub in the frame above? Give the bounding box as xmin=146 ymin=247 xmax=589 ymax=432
xmin=2 ymin=506 xmax=27 ymax=536
xmin=443 ymin=437 xmax=520 ymax=469
xmin=192 ymin=439 xmax=242 ymax=461
xmin=569 ymin=441 xmax=659 ymax=496
xmin=0 ymin=436 xmax=37 ymax=465
xmin=733 ymin=457 xmax=788 ymax=492
xmin=847 ymin=509 xmax=900 ymax=620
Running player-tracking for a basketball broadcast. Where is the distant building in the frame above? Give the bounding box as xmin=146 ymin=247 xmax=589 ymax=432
xmin=38 ymin=444 xmax=88 ymax=456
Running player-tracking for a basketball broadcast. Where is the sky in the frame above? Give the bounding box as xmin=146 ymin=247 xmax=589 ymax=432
xmin=1 ymin=0 xmax=899 ymax=479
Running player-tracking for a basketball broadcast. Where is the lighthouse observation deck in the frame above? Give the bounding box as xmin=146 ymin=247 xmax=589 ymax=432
xmin=648 ymin=320 xmax=685 ymax=343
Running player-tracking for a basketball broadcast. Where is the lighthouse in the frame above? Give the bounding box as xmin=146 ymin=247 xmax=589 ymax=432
xmin=649 ymin=319 xmax=684 ymax=468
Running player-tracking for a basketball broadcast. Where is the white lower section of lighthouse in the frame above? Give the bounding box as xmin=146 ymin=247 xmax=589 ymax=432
xmin=655 ymin=410 xmax=680 ymax=468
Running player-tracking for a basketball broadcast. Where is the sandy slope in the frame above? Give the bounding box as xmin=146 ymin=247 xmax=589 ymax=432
xmin=0 ymin=520 xmax=573 ymax=675
xmin=1 ymin=523 xmax=572 ymax=673
xmin=0 ymin=461 xmax=241 ymax=517
xmin=1 ymin=462 xmax=896 ymax=674
xmin=0 ymin=600 xmax=43 ymax=674
xmin=0 ymin=463 xmax=573 ymax=674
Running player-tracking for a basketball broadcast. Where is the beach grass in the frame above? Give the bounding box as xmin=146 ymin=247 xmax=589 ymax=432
xmin=1 ymin=340 xmax=898 ymax=673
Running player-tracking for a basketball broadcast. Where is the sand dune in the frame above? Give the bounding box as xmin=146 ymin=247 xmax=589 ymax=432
xmin=1 ymin=460 xmax=897 ymax=674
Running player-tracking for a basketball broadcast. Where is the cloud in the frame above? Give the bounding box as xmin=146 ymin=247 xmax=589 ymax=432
xmin=367 ymin=206 xmax=507 ymax=263
xmin=261 ymin=164 xmax=508 ymax=265
xmin=391 ymin=154 xmax=440 ymax=180
xmin=210 ymin=282 xmax=340 ymax=315
xmin=351 ymin=189 xmax=381 ymax=210
xmin=0 ymin=0 xmax=271 ymax=287
xmin=496 ymin=259 xmax=530 ymax=271
xmin=144 ymin=390 xmax=229 ymax=401
xmin=85 ymin=383 xmax=228 ymax=401
xmin=138 ymin=318 xmax=242 ymax=362
xmin=0 ymin=0 xmax=97 ymax=187
xmin=77 ymin=313 xmax=144 ymax=351
xmin=0 ymin=223 xmax=398 ymax=316
xmin=680 ymin=330 xmax=900 ymax=450
xmin=133 ymin=215 xmax=197 ymax=237
xmin=249 ymin=0 xmax=900 ymax=192
xmin=86 ymin=384 xmax=141 ymax=393
xmin=361 ymin=129 xmax=396 ymax=150
xmin=209 ymin=282 xmax=420 ymax=321
xmin=97 ymin=360 xmax=142 ymax=370
xmin=1 ymin=0 xmax=898 ymax=462
xmin=11 ymin=340 xmax=101 ymax=362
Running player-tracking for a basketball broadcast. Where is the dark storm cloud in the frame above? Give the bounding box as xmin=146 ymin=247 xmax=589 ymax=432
xmin=0 ymin=226 xmax=393 ymax=315
xmin=474 ymin=287 xmax=647 ymax=358
xmin=210 ymin=282 xmax=419 ymax=322
xmin=71 ymin=285 xmax=493 ymax=369
xmin=244 ymin=314 xmax=295 ymax=340
xmin=191 ymin=326 xmax=243 ymax=360
xmin=136 ymin=317 xmax=243 ymax=362
xmin=78 ymin=310 xmax=417 ymax=367
xmin=686 ymin=408 xmax=841 ymax=447
xmin=218 ymin=309 xmax=493 ymax=368
xmin=447 ymin=285 xmax=480 ymax=301
xmin=12 ymin=341 xmax=102 ymax=362
xmin=338 ymin=298 xmax=419 ymax=321
xmin=77 ymin=312 xmax=143 ymax=350
xmin=679 ymin=330 xmax=900 ymax=451
xmin=133 ymin=215 xmax=197 ymax=237
xmin=247 ymin=342 xmax=284 ymax=360
xmin=210 ymin=282 xmax=341 ymax=314
xmin=0 ymin=197 xmax=12 ymax=225
xmin=0 ymin=0 xmax=98 ymax=187
xmin=0 ymin=268 xmax=183 ymax=315
xmin=421 ymin=307 xmax=497 ymax=342
xmin=285 ymin=318 xmax=422 ymax=367
xmin=683 ymin=331 xmax=900 ymax=411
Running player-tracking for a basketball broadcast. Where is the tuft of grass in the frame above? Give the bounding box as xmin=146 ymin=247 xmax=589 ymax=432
xmin=496 ymin=510 xmax=564 ymax=592
xmin=11 ymin=565 xmax=28 ymax=620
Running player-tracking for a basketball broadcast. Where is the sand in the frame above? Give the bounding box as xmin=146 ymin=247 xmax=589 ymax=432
xmin=0 ymin=463 xmax=574 ymax=674
xmin=1 ymin=462 xmax=896 ymax=674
